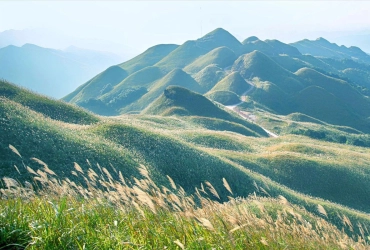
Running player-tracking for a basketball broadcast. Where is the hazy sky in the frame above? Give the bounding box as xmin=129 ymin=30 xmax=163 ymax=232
xmin=1 ymin=1 xmax=370 ymax=54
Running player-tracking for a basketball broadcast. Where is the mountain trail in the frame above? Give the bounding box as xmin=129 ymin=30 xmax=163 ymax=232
xmin=225 ymin=80 xmax=278 ymax=138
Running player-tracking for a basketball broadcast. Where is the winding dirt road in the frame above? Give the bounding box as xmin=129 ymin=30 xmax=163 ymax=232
xmin=224 ymin=81 xmax=278 ymax=138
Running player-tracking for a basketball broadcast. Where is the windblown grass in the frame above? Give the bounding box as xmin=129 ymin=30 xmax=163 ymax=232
xmin=1 ymin=146 xmax=368 ymax=249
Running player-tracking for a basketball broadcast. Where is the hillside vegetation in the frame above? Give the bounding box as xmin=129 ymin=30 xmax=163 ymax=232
xmin=62 ymin=28 xmax=370 ymax=135
xmin=2 ymin=161 xmax=368 ymax=249
xmin=0 ymin=80 xmax=98 ymax=124
xmin=3 ymin=28 xmax=370 ymax=248
xmin=2 ymin=83 xmax=370 ymax=218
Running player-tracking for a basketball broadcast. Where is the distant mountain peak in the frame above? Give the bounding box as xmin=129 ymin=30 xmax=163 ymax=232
xmin=315 ymin=37 xmax=329 ymax=42
xmin=22 ymin=43 xmax=41 ymax=48
xmin=196 ymin=27 xmax=242 ymax=52
xmin=243 ymin=36 xmax=260 ymax=43
xmin=201 ymin=27 xmax=232 ymax=38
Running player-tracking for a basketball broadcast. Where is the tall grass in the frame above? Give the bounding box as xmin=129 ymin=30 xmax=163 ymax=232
xmin=0 ymin=146 xmax=368 ymax=249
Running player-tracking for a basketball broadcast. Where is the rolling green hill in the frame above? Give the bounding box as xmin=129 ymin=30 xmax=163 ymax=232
xmin=0 ymin=80 xmax=98 ymax=124
xmin=3 ymin=81 xmax=370 ymax=245
xmin=63 ymin=44 xmax=178 ymax=104
xmin=143 ymin=86 xmax=235 ymax=118
xmin=193 ymin=64 xmax=226 ymax=91
xmin=208 ymin=71 xmax=251 ymax=95
xmin=100 ymin=66 xmax=164 ymax=107
xmin=205 ymin=90 xmax=241 ymax=106
xmin=156 ymin=28 xmax=242 ymax=72
xmin=5 ymin=28 xmax=370 ymax=249
xmin=64 ymin=65 xmax=128 ymax=103
xmin=291 ymin=37 xmax=370 ymax=64
xmin=232 ymin=51 xmax=304 ymax=94
xmin=195 ymin=28 xmax=243 ymax=53
xmin=295 ymin=68 xmax=370 ymax=118
xmin=62 ymin=28 xmax=370 ymax=135
xmin=118 ymin=44 xmax=179 ymax=74
xmin=184 ymin=46 xmax=237 ymax=74
xmin=121 ymin=69 xmax=202 ymax=113
xmin=242 ymin=37 xmax=301 ymax=57
xmin=205 ymin=72 xmax=252 ymax=105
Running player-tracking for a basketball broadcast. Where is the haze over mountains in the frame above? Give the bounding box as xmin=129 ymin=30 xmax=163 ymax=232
xmin=0 ymin=43 xmax=123 ymax=98
xmin=0 ymin=28 xmax=137 ymax=57
xmin=2 ymin=27 xmax=370 ymax=247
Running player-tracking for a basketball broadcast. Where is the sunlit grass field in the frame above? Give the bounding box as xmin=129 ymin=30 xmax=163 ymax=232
xmin=1 ymin=145 xmax=368 ymax=249
xmin=2 ymin=80 xmax=370 ymax=249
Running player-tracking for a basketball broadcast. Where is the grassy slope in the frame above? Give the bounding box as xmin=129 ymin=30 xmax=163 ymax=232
xmin=155 ymin=40 xmax=209 ymax=72
xmin=219 ymin=137 xmax=370 ymax=212
xmin=2 ymin=90 xmax=370 ymax=242
xmin=143 ymin=86 xmax=239 ymax=118
xmin=293 ymin=68 xmax=370 ymax=132
xmin=248 ymin=78 xmax=291 ymax=114
xmin=254 ymin=110 xmax=370 ymax=147
xmin=291 ymin=37 xmax=370 ymax=64
xmin=118 ymin=44 xmax=179 ymax=74
xmin=208 ymin=71 xmax=251 ymax=95
xmin=156 ymin=28 xmax=242 ymax=72
xmin=0 ymin=80 xmax=98 ymax=124
xmin=0 ymin=97 xmax=139 ymax=181
xmin=205 ymin=90 xmax=241 ymax=106
xmin=1 ymin=177 xmax=366 ymax=249
xmin=205 ymin=72 xmax=252 ymax=105
xmin=239 ymin=54 xmax=370 ymax=132
xmin=193 ymin=65 xmax=227 ymax=92
xmin=184 ymin=46 xmax=237 ymax=74
xmin=242 ymin=38 xmax=301 ymax=57
xmin=195 ymin=28 xmax=243 ymax=53
xmin=264 ymin=39 xmax=302 ymax=57
xmin=121 ymin=69 xmax=202 ymax=113
xmin=270 ymin=54 xmax=337 ymax=75
xmin=293 ymin=85 xmax=364 ymax=130
xmin=64 ymin=65 xmax=128 ymax=103
xmin=296 ymin=67 xmax=370 ymax=116
xmin=232 ymin=51 xmax=304 ymax=94
xmin=100 ymin=66 xmax=164 ymax=103
xmin=142 ymin=86 xmax=267 ymax=137
xmin=63 ymin=44 xmax=178 ymax=104
xmin=342 ymin=68 xmax=370 ymax=89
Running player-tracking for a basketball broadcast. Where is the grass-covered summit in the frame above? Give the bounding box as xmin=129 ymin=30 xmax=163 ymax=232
xmin=291 ymin=37 xmax=370 ymax=64
xmin=184 ymin=46 xmax=237 ymax=74
xmin=3 ymin=80 xmax=370 ymax=248
xmin=60 ymin=27 xmax=370 ymax=134
xmin=143 ymin=85 xmax=240 ymax=120
xmin=205 ymin=72 xmax=252 ymax=105
xmin=209 ymin=71 xmax=251 ymax=95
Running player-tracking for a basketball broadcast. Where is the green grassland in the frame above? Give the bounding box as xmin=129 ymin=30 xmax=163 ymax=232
xmin=3 ymin=169 xmax=366 ymax=249
xmin=62 ymin=28 xmax=370 ymax=138
xmin=208 ymin=71 xmax=251 ymax=95
xmin=205 ymin=90 xmax=241 ymax=105
xmin=193 ymin=64 xmax=227 ymax=91
xmin=184 ymin=46 xmax=237 ymax=74
xmin=4 ymin=28 xmax=370 ymax=248
xmin=2 ymin=81 xmax=370 ymax=248
xmin=0 ymin=80 xmax=98 ymax=124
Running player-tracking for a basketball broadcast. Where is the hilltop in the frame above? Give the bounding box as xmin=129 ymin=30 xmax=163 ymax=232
xmin=3 ymin=28 xmax=370 ymax=247
xmin=62 ymin=28 xmax=370 ymax=135
xmin=3 ymin=78 xmax=370 ymax=248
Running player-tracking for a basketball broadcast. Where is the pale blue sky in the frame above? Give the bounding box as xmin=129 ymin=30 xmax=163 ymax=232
xmin=1 ymin=1 xmax=370 ymax=54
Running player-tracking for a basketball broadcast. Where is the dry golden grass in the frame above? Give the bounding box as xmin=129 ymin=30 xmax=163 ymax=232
xmin=1 ymin=146 xmax=369 ymax=249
